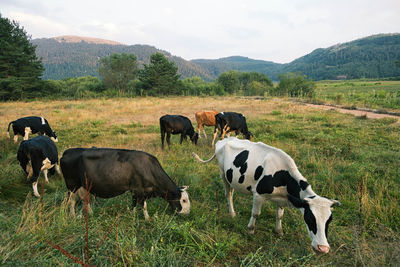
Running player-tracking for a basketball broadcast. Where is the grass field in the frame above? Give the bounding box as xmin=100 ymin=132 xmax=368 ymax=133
xmin=0 ymin=97 xmax=399 ymax=266
xmin=314 ymin=80 xmax=400 ymax=111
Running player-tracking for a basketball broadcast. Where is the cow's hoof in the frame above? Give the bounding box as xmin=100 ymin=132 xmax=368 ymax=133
xmin=230 ymin=212 xmax=236 ymax=218
xmin=248 ymin=228 xmax=255 ymax=234
xmin=34 ymin=193 xmax=40 ymax=198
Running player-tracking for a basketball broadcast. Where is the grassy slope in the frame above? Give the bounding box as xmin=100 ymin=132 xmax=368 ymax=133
xmin=0 ymin=97 xmax=399 ymax=266
xmin=315 ymin=80 xmax=400 ymax=110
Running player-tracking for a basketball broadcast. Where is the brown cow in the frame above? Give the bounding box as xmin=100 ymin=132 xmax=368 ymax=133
xmin=195 ymin=110 xmax=219 ymax=139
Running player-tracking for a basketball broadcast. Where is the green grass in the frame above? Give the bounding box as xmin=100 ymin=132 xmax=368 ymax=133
xmin=0 ymin=97 xmax=399 ymax=266
xmin=314 ymin=80 xmax=400 ymax=110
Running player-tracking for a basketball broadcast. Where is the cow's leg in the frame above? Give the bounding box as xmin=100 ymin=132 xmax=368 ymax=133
xmin=24 ymin=127 xmax=31 ymax=140
xmin=32 ymin=180 xmax=40 ymax=197
xmin=197 ymin=124 xmax=203 ymax=139
xmin=161 ymin=129 xmax=165 ymax=149
xmin=26 ymin=162 xmax=33 ymax=180
xmin=202 ymin=127 xmax=207 ymax=139
xmin=275 ymin=207 xmax=285 ymax=235
xmin=212 ymin=128 xmax=219 ymax=147
xmin=166 ymin=132 xmax=171 ymax=147
xmin=180 ymin=133 xmax=184 ymax=144
xmin=43 ymin=169 xmax=49 ymax=183
xmin=142 ymin=200 xmax=150 ymax=221
xmin=68 ymin=191 xmax=77 ymax=217
xmin=77 ymin=187 xmax=93 ymax=214
xmin=220 ymin=169 xmax=236 ymax=217
xmin=222 ymin=126 xmax=230 ymax=139
xmin=13 ymin=135 xmax=19 ymax=143
xmin=247 ymin=195 xmax=264 ymax=234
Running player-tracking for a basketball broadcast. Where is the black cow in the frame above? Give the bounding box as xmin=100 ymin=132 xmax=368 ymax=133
xmin=60 ymin=148 xmax=191 ymax=219
xmin=7 ymin=116 xmax=58 ymax=143
xmin=160 ymin=115 xmax=199 ymax=149
xmin=212 ymin=112 xmax=252 ymax=146
xmin=17 ymin=135 xmax=59 ymax=197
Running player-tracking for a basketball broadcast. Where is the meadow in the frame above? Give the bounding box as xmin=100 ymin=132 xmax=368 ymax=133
xmin=314 ymin=80 xmax=400 ymax=111
xmin=0 ymin=96 xmax=399 ymax=266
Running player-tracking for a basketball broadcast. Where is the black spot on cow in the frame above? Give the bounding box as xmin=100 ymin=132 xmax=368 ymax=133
xmin=325 ymin=214 xmax=332 ymax=238
xmin=303 ymin=204 xmax=317 ymax=235
xmin=308 ymin=195 xmax=316 ymax=199
xmin=256 ymin=170 xmax=301 ymax=198
xmin=226 ymin=169 xmax=233 ymax=183
xmin=239 ymin=162 xmax=247 ymax=174
xmin=233 ymin=150 xmax=249 ymax=168
xmin=254 ymin=166 xmax=263 ymax=181
xmin=300 ymin=180 xmax=309 ymax=190
xmin=238 ymin=175 xmax=245 ymax=184
xmin=246 ymin=186 xmax=252 ymax=191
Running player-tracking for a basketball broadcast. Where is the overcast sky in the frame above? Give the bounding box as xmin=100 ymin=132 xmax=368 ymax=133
xmin=2 ymin=0 xmax=400 ymax=63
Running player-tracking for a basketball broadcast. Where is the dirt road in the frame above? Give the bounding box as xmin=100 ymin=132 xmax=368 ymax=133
xmin=305 ymin=103 xmax=400 ymax=124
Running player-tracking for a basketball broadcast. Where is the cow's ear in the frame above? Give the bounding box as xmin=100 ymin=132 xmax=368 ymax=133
xmin=180 ymin=186 xmax=189 ymax=191
xmin=287 ymin=194 xmax=307 ymax=208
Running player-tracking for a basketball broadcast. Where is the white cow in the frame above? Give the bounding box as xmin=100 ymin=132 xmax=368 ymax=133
xmin=193 ymin=137 xmax=341 ymax=254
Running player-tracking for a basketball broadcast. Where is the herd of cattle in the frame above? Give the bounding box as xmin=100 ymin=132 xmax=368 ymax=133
xmin=6 ymin=111 xmax=341 ymax=254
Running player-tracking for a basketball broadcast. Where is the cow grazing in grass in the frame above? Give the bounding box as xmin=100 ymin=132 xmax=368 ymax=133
xmin=193 ymin=137 xmax=341 ymax=254
xmin=7 ymin=116 xmax=58 ymax=143
xmin=60 ymin=147 xmax=190 ymax=219
xmin=195 ymin=110 xmax=219 ymax=139
xmin=17 ymin=135 xmax=60 ymax=197
xmin=212 ymin=112 xmax=252 ymax=146
xmin=160 ymin=115 xmax=199 ymax=149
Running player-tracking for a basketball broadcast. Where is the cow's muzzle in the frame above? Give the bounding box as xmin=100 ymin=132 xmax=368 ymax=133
xmin=314 ymin=245 xmax=330 ymax=254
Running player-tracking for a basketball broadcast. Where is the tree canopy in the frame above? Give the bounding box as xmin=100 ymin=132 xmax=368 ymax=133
xmin=138 ymin=53 xmax=181 ymax=96
xmin=0 ymin=13 xmax=44 ymax=100
xmin=99 ymin=53 xmax=138 ymax=94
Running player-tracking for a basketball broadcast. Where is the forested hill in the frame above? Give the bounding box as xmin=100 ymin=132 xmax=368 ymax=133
xmin=33 ymin=34 xmax=400 ymax=81
xmin=192 ymin=34 xmax=400 ymax=80
xmin=281 ymin=34 xmax=400 ymax=80
xmin=33 ymin=36 xmax=213 ymax=80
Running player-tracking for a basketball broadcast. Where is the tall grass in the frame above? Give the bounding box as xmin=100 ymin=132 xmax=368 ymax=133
xmin=0 ymin=97 xmax=399 ymax=265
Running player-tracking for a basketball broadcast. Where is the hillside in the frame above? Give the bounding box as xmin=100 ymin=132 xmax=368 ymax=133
xmin=33 ymin=37 xmax=213 ymax=80
xmin=33 ymin=34 xmax=400 ymax=81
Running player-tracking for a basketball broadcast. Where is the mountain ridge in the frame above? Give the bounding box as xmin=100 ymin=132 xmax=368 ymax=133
xmin=33 ymin=33 xmax=400 ymax=81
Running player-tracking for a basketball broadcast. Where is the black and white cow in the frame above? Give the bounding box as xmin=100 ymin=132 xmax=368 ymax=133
xmin=60 ymin=147 xmax=190 ymax=219
xmin=212 ymin=112 xmax=252 ymax=146
xmin=193 ymin=137 xmax=341 ymax=254
xmin=160 ymin=115 xmax=199 ymax=149
xmin=17 ymin=135 xmax=60 ymax=197
xmin=7 ymin=116 xmax=58 ymax=143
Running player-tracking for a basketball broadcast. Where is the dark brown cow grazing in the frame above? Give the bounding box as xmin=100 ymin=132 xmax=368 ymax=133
xmin=195 ymin=110 xmax=219 ymax=139
xmin=60 ymin=147 xmax=190 ymax=219
xmin=160 ymin=115 xmax=199 ymax=149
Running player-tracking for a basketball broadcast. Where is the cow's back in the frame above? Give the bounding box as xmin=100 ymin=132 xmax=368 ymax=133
xmin=216 ymin=138 xmax=298 ymax=194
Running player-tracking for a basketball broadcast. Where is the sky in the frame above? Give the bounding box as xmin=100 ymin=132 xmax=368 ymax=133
xmin=2 ymin=0 xmax=400 ymax=63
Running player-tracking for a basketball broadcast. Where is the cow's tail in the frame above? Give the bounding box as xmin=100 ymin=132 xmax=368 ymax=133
xmin=6 ymin=121 xmax=14 ymax=139
xmin=192 ymin=152 xmax=216 ymax=163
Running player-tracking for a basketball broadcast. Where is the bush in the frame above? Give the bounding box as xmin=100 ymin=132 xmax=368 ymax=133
xmin=276 ymin=72 xmax=316 ymax=97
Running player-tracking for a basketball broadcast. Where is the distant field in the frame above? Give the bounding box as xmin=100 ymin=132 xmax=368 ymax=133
xmin=314 ymin=80 xmax=400 ymax=111
xmin=0 ymin=97 xmax=399 ymax=266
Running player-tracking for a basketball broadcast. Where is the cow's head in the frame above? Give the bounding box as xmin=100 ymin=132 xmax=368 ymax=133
xmin=51 ymin=131 xmax=58 ymax=142
xmin=169 ymin=186 xmax=191 ymax=214
xmin=191 ymin=132 xmax=199 ymax=145
xmin=244 ymin=131 xmax=253 ymax=140
xmin=288 ymin=194 xmax=341 ymax=254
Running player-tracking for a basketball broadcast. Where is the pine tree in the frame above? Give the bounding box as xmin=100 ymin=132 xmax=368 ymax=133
xmin=0 ymin=14 xmax=44 ymax=100
xmin=139 ymin=53 xmax=181 ymax=96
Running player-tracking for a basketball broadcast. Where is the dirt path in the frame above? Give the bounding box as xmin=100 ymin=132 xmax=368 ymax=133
xmin=305 ymin=103 xmax=400 ymax=124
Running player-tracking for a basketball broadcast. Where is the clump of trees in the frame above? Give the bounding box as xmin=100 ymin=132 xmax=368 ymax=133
xmin=275 ymin=72 xmax=316 ymax=97
xmin=0 ymin=13 xmax=44 ymax=100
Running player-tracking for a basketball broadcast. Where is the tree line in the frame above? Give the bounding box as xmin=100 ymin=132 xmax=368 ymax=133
xmin=0 ymin=13 xmax=316 ymax=101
